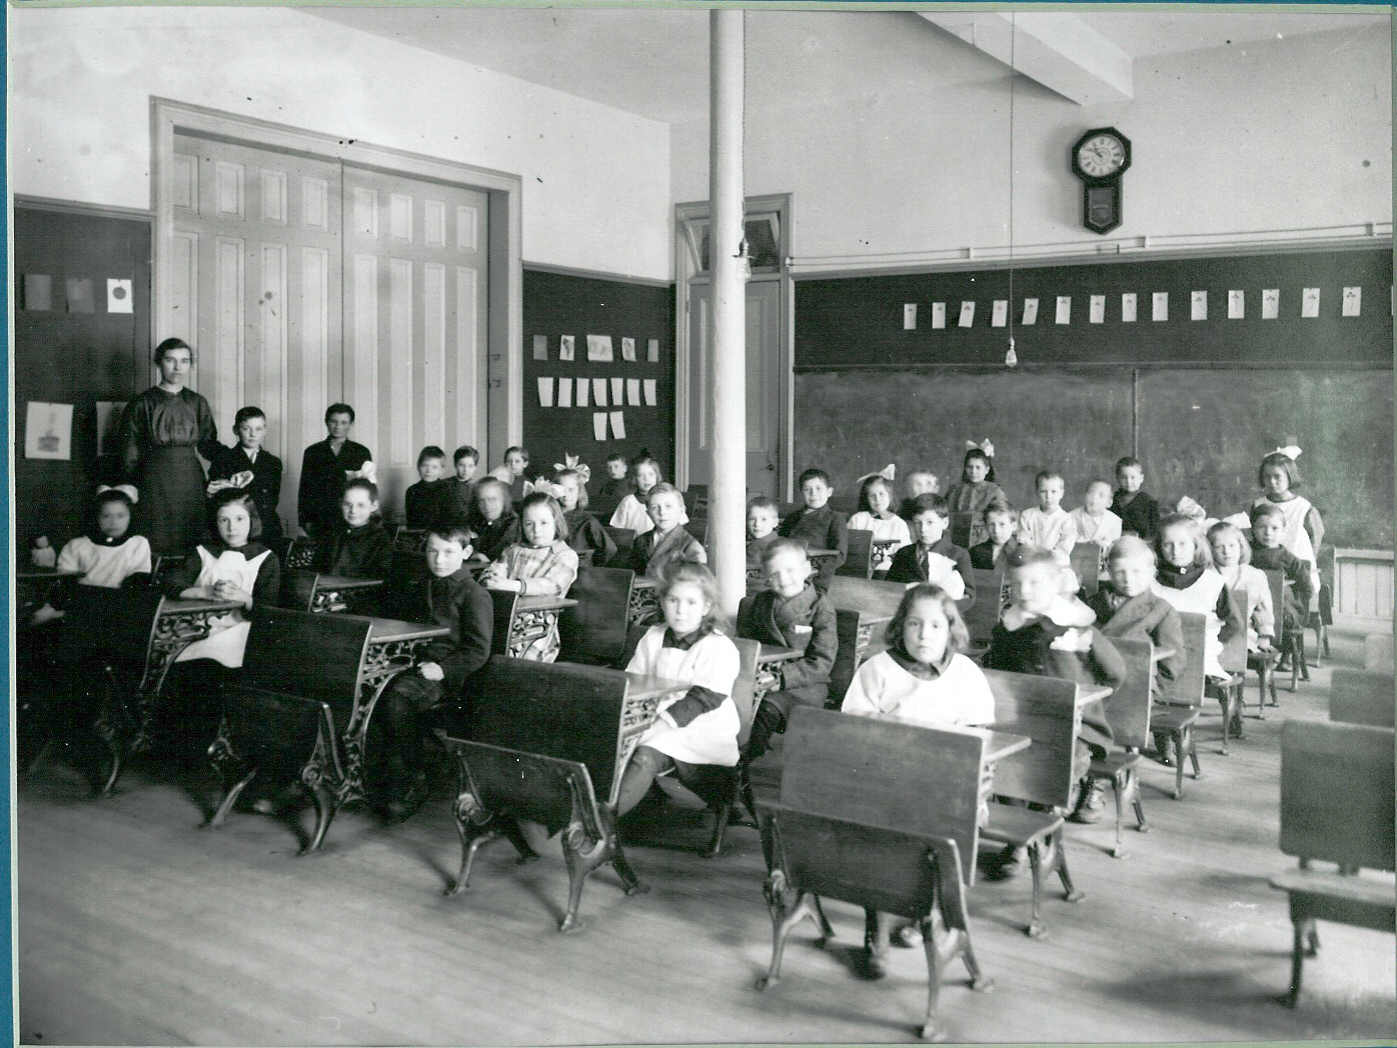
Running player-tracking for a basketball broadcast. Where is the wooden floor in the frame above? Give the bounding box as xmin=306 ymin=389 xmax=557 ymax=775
xmin=18 ymin=631 xmax=1396 ymax=1045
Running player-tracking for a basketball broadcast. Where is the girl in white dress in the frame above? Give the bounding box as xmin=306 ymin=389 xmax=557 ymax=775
xmin=608 ymin=456 xmax=663 ymax=535
xmin=615 ymin=561 xmax=741 ymax=817
xmin=31 ymin=489 xmax=153 ymax=626
xmin=1151 ymin=514 xmax=1242 ymax=683
xmin=1207 ymin=521 xmax=1275 ymax=655
xmin=847 ymin=473 xmax=911 ymax=575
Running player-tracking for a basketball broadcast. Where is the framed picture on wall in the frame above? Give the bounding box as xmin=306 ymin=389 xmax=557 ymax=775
xmin=25 ymin=401 xmax=73 ymax=461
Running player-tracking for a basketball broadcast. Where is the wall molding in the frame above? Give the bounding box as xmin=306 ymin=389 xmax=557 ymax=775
xmin=794 ymin=360 xmax=1396 ymax=374
xmin=14 ymin=194 xmax=153 ymax=222
xmin=523 ymin=261 xmax=672 ymax=289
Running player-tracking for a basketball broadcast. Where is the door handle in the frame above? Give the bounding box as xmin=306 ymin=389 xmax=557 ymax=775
xmin=765 ymin=462 xmax=775 ymax=471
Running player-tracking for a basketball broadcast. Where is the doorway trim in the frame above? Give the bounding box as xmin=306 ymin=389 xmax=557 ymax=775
xmin=149 ymin=97 xmax=523 ymax=464
xmin=673 ymin=192 xmax=794 ymax=499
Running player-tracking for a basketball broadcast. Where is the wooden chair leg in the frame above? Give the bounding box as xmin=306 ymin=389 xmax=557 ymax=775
xmin=301 ymin=783 xmax=337 ymax=855
xmin=1129 ymin=770 xmax=1149 ymax=834
xmin=755 ymin=879 xmax=820 ymax=991
xmin=1053 ymin=828 xmax=1084 ymax=903
xmin=705 ymin=801 xmax=732 ymax=859
xmin=919 ymin=908 xmax=949 ymax=1042
xmin=1186 ymin=727 xmax=1202 ymax=780
xmin=1172 ymin=731 xmax=1186 ymax=800
xmin=1108 ymin=773 xmax=1125 ymax=857
xmin=1025 ymin=841 xmax=1046 ymax=938
xmin=1281 ymin=917 xmax=1305 ymax=1007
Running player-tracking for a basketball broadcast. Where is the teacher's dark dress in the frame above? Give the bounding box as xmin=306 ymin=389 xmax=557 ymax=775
xmin=118 ymin=387 xmax=219 ymax=556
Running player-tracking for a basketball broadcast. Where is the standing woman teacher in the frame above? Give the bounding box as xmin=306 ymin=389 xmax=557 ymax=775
xmin=118 ymin=337 xmax=221 ymax=556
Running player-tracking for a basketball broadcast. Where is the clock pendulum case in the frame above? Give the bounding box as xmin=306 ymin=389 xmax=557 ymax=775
xmin=1070 ymin=127 xmax=1131 ymax=235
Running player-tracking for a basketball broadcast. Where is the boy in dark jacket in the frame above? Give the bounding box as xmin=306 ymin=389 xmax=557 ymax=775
xmin=777 ymin=468 xmax=848 ymax=590
xmin=318 ymin=479 xmax=392 ymax=580
xmin=887 ymin=493 xmax=976 ymax=614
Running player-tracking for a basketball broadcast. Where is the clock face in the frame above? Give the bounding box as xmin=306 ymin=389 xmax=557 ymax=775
xmin=1076 ymin=133 xmax=1127 ymax=178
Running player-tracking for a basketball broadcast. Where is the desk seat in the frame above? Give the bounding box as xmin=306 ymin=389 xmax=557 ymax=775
xmin=980 ymin=805 xmax=1079 ymax=939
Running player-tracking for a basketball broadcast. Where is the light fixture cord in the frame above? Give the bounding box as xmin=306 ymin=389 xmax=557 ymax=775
xmin=1007 ymin=11 xmax=1016 ymax=355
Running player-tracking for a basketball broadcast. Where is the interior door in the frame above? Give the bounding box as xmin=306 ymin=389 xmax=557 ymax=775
xmin=686 ymin=279 xmax=781 ymax=498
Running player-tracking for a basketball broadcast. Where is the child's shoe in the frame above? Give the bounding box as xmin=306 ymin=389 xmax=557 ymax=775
xmin=1068 ymin=779 xmax=1107 ymax=824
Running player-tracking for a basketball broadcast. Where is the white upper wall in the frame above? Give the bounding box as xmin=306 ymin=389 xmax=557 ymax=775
xmin=670 ymin=23 xmax=1392 ymax=264
xmin=7 ymin=6 xmax=673 ymax=280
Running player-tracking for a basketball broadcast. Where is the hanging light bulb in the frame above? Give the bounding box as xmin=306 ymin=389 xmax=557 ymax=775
xmin=1005 ymin=336 xmax=1018 ymax=368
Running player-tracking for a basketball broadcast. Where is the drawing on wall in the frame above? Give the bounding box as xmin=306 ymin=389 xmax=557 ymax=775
xmin=25 ymin=402 xmax=73 ymax=460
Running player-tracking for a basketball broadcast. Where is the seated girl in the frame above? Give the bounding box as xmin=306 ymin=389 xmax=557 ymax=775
xmin=614 ymin=562 xmax=742 ymax=821
xmin=33 ymin=489 xmax=153 ymax=626
xmin=1207 ymin=521 xmax=1275 ymax=657
xmin=468 ymin=477 xmax=521 ymax=563
xmin=609 ymin=456 xmax=663 ymax=535
xmin=480 ymin=492 xmax=579 ymax=662
xmin=555 ymin=467 xmax=616 ymax=566
xmin=847 ymin=472 xmax=911 ymax=575
xmin=1151 ymin=513 xmax=1243 ymax=684
xmin=629 ymin=483 xmax=706 ymax=580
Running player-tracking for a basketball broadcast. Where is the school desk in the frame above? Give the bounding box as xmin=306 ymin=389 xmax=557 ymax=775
xmin=501 ymin=594 xmax=579 ymax=660
xmin=628 ymin=576 xmax=660 ymax=627
xmin=307 ymin=573 xmax=384 ymax=614
xmin=754 ymin=644 xmax=803 ymax=703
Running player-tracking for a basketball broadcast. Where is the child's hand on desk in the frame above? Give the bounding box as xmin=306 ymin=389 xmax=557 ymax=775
xmin=483 ymin=573 xmax=521 ymax=592
xmin=419 ymin=662 xmax=444 ymax=682
xmin=212 ymin=579 xmax=252 ymax=605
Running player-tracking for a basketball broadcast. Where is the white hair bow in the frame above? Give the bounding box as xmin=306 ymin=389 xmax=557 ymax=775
xmin=966 ymin=438 xmax=996 ymax=458
xmin=855 ymin=463 xmax=896 ymax=485
xmin=1175 ymin=496 xmax=1207 ymax=521
xmin=97 ymin=483 xmax=139 ymax=504
xmin=345 ymin=461 xmax=377 ymax=483
xmin=552 ymin=453 xmax=591 ymax=485
xmin=1271 ymin=444 xmax=1302 ymax=460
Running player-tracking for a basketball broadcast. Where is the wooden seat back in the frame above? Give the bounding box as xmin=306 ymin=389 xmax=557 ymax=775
xmin=826 ymin=575 xmax=905 ymax=620
xmin=60 ymin=586 xmax=165 ymax=667
xmin=393 ymin=526 xmax=427 ymax=553
xmin=838 ymin=529 xmax=874 ymax=579
xmin=732 ymin=636 xmax=761 ymax=747
xmin=460 ymin=657 xmax=633 ymax=805
xmin=964 ymin=568 xmax=1003 ymax=645
xmin=780 ymin=706 xmax=986 ymax=885
xmin=488 ymin=589 xmax=520 ymax=656
xmin=1070 ymin=544 xmax=1102 ymax=597
xmin=1220 ymin=599 xmax=1248 ymax=675
xmin=603 ymin=526 xmax=636 ymax=567
xmin=447 ymin=739 xmax=600 ymax=835
xmin=281 ymin=569 xmax=319 ymax=612
xmin=685 ymin=516 xmax=710 ymax=546
xmin=241 ymin=607 xmax=372 ymax=715
xmin=983 ymin=669 xmax=1081 ymax=810
xmin=1102 ymin=637 xmax=1153 ymax=750
xmin=1164 ymin=612 xmax=1207 ymax=708
xmin=1262 ymin=568 xmax=1290 ymax=634
xmin=949 ymin=512 xmax=974 ymax=550
xmin=1280 ymin=719 xmax=1394 ymax=872
xmin=684 ymin=484 xmax=709 ymax=518
xmin=1330 ymin=669 xmax=1396 ymax=728
xmin=559 ymin=566 xmax=636 ymax=667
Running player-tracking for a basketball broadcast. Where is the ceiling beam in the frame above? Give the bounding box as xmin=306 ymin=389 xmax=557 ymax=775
xmin=919 ymin=11 xmax=1133 ymax=105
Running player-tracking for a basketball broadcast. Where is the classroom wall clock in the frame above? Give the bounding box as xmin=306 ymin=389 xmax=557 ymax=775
xmin=1070 ymin=127 xmax=1131 ymax=235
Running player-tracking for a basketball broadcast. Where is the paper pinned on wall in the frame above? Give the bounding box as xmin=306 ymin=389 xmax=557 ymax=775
xmin=647 ymin=338 xmax=659 ymax=362
xmin=1301 ymin=287 xmax=1321 ymax=318
xmin=1089 ymin=295 xmax=1105 ymax=324
xmin=1228 ymin=290 xmax=1245 ymax=319
xmin=1151 ymin=292 xmax=1168 ymax=322
xmin=532 ymin=334 xmax=549 ymax=361
xmin=990 ymin=300 xmax=1007 ymax=328
xmin=627 ymin=378 xmax=641 ymax=406
xmin=931 ymin=302 xmax=947 ymax=329
xmin=1342 ymin=286 xmax=1362 ymax=317
xmin=1190 ymin=290 xmax=1207 ymax=321
xmin=537 ymin=377 xmax=554 ymax=408
xmin=66 ymin=277 xmax=96 ymax=314
xmin=957 ymin=301 xmax=975 ymax=328
xmin=621 ymin=337 xmax=637 ymax=362
xmin=609 ymin=411 xmax=626 ymax=440
xmin=560 ymin=335 xmax=576 ymax=361
xmin=576 ymin=377 xmax=590 ymax=407
xmin=23 ymin=274 xmax=52 ymax=311
xmin=610 ymin=377 xmax=624 ymax=405
xmin=903 ymin=304 xmax=917 ymax=330
xmin=592 ymin=413 xmax=608 ymax=441
xmin=586 ymin=334 xmax=614 ymax=362
xmin=1261 ymin=289 xmax=1280 ymax=320
xmin=1121 ymin=293 xmax=1137 ymax=323
xmin=643 ymin=379 xmax=657 ymax=406
xmin=557 ymin=378 xmax=573 ymax=408
xmin=1054 ymin=296 xmax=1071 ymax=325
xmin=25 ymin=402 xmax=73 ymax=461
xmin=1021 ymin=298 xmax=1038 ymax=326
xmin=592 ymin=378 xmax=608 ymax=407
xmin=106 ymin=277 xmax=133 ymax=314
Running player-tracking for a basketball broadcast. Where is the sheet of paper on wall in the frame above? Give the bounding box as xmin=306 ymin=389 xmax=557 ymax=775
xmin=557 ymin=378 xmax=573 ymax=408
xmin=592 ymin=412 xmax=608 ymax=441
xmin=643 ymin=378 xmax=657 ymax=406
xmin=560 ymin=335 xmax=576 ymax=361
xmin=1228 ymin=290 xmax=1245 ymax=319
xmin=1300 ymin=287 xmax=1320 ymax=318
xmin=591 ymin=377 xmax=608 ymax=406
xmin=627 ymin=378 xmax=641 ymax=406
xmin=22 ymin=274 xmax=52 ymax=311
xmin=991 ymin=300 xmax=1007 ymax=328
xmin=532 ymin=334 xmax=549 ymax=361
xmin=25 ymin=401 xmax=73 ymax=461
xmin=1261 ymin=289 xmax=1280 ymax=320
xmin=1021 ymin=298 xmax=1038 ymax=325
xmin=1088 ymin=295 xmax=1105 ymax=324
xmin=931 ymin=302 xmax=946 ymax=329
xmin=1151 ymin=292 xmax=1168 ymax=322
xmin=1121 ymin=293 xmax=1137 ymax=322
xmin=576 ymin=377 xmax=590 ymax=407
xmin=621 ymin=337 xmax=637 ymax=362
xmin=957 ymin=301 xmax=975 ymax=328
xmin=647 ymin=338 xmax=659 ymax=362
xmin=66 ymin=277 xmax=96 ymax=314
xmin=586 ymin=334 xmax=614 ymax=362
xmin=902 ymin=304 xmax=917 ymax=331
xmin=96 ymin=401 xmax=125 ymax=456
xmin=610 ymin=376 xmax=624 ymax=405
xmin=537 ymin=377 xmax=554 ymax=408
xmin=106 ymin=277 xmax=134 ymax=314
xmin=1054 ymin=296 xmax=1071 ymax=325
xmin=609 ymin=411 xmax=626 ymax=440
xmin=1342 ymin=286 xmax=1362 ymax=317
xmin=1190 ymin=291 xmax=1207 ymax=321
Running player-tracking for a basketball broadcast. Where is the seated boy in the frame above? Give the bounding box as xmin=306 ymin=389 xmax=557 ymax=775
xmin=597 ymin=452 xmax=634 ymax=503
xmin=442 ymin=445 xmax=479 ymax=526
xmin=898 ymin=470 xmax=940 ymax=522
xmin=377 ymin=524 xmax=494 ymax=820
xmin=404 ymin=446 xmax=450 ymax=529
xmin=1017 ymin=470 xmax=1074 ymax=563
xmin=318 ymin=478 xmax=392 ymax=580
xmin=778 ymin=468 xmax=848 ymax=589
xmin=735 ymin=539 xmax=838 ymax=765
xmin=1085 ymin=536 xmax=1185 ymax=701
xmin=746 ymin=496 xmax=781 ymax=574
xmin=1249 ymin=501 xmax=1315 ymax=668
xmin=886 ymin=493 xmax=975 ymax=612
xmin=969 ymin=501 xmax=1019 ymax=569
xmin=1111 ymin=456 xmax=1161 ymax=541
xmin=984 ymin=547 xmax=1126 ymax=846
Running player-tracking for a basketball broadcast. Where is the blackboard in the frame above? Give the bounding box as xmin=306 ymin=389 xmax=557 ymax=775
xmin=522 ymin=268 xmax=675 ymax=484
xmin=796 ymin=248 xmax=1392 ymax=369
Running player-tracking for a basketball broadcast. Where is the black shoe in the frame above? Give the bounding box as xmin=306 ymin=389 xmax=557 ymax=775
xmin=1068 ymin=780 xmax=1107 ymax=825
xmin=985 ymin=845 xmax=1024 ymax=881
xmin=864 ymin=945 xmax=889 ymax=980
xmin=385 ymin=776 xmax=429 ymax=823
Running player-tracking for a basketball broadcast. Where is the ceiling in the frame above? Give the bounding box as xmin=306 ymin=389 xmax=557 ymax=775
xmin=311 ymin=6 xmax=1389 ymax=124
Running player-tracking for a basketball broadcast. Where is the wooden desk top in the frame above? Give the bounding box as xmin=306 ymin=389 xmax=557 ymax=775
xmin=624 ymin=672 xmax=690 ymax=702
xmin=633 ymin=577 xmax=657 ymax=591
xmin=1078 ymin=684 xmax=1113 ymax=708
xmin=315 ymin=575 xmax=385 ymax=590
xmin=365 ymin=618 xmax=452 ymax=644
xmin=806 ymin=547 xmax=838 ymax=558
xmin=1152 ymin=647 xmax=1176 ymax=664
xmin=757 ymin=644 xmax=803 ymax=666
xmin=978 ymin=729 xmax=1033 ymax=765
xmin=160 ymin=597 xmax=244 ymax=615
xmin=517 ymin=594 xmax=579 ymax=612
xmin=16 ymin=566 xmax=79 ymax=580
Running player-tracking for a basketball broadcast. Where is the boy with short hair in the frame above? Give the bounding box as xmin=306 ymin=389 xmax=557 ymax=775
xmin=597 ymin=453 xmax=634 ymax=503
xmin=318 ymin=478 xmax=392 ymax=579
xmin=378 ymin=524 xmax=494 ymax=820
xmin=1111 ymin=456 xmax=1160 ymax=541
xmin=736 ymin=538 xmax=838 ymax=764
xmin=1071 ymin=479 xmax=1123 ymax=554
xmin=746 ymin=496 xmax=782 ymax=572
xmin=778 ymin=468 xmax=848 ymax=589
xmin=208 ymin=406 xmax=284 ymax=545
xmin=1018 ymin=471 xmax=1075 ymax=563
xmin=898 ymin=470 xmax=940 ymax=522
xmin=443 ymin=445 xmax=480 ymax=525
xmin=404 ymin=446 xmax=450 ymax=528
xmin=969 ymin=501 xmax=1019 ymax=569
xmin=1085 ymin=536 xmax=1185 ymax=700
xmin=1250 ymin=502 xmax=1314 ymax=641
xmin=886 ymin=493 xmax=975 ymax=612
